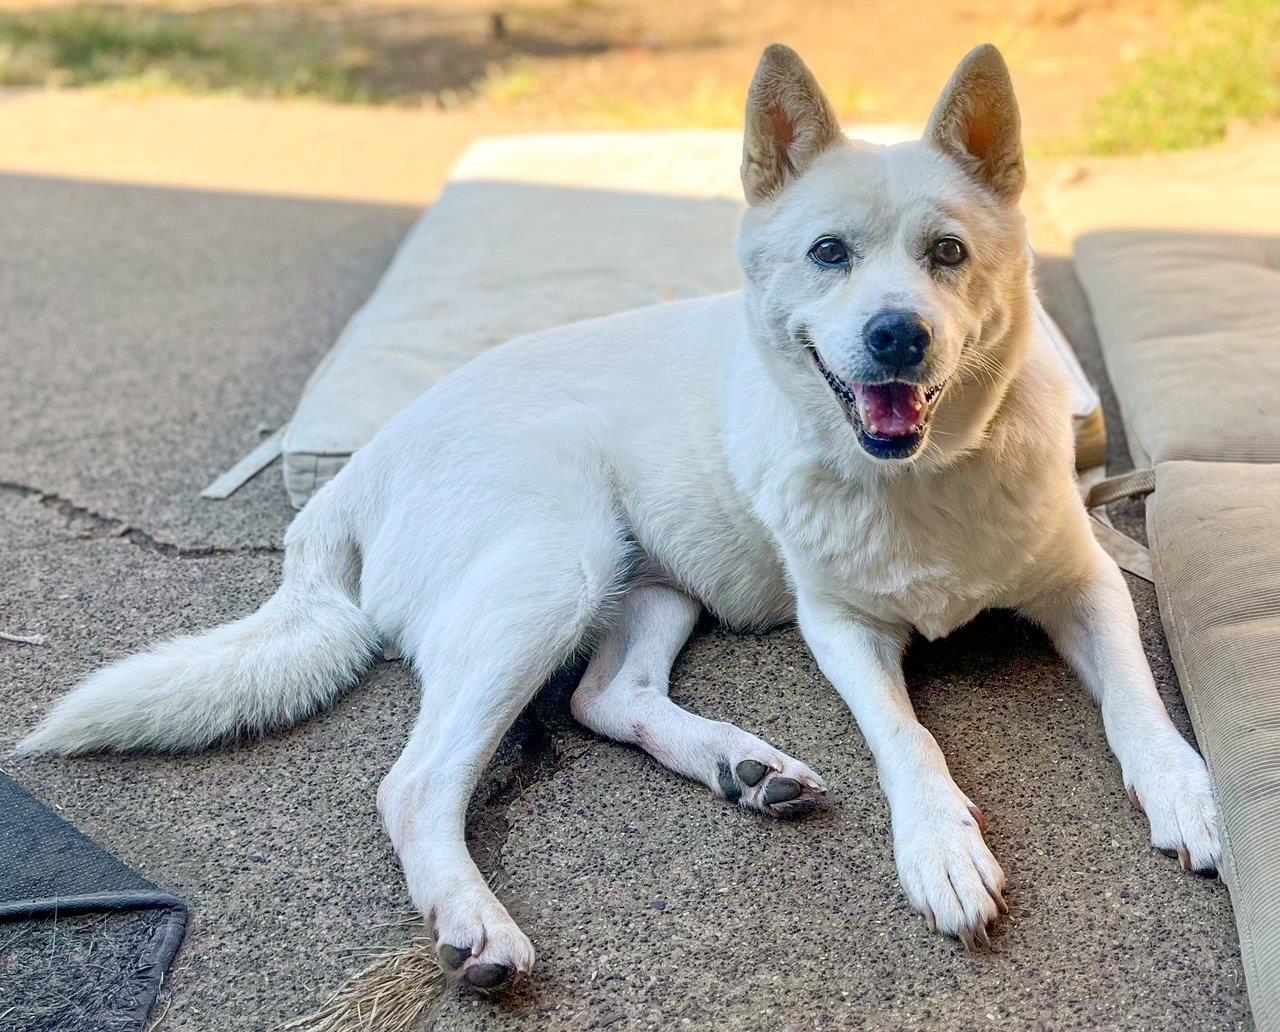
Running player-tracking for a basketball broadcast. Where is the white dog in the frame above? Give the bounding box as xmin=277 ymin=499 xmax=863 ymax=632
xmin=20 ymin=43 xmax=1220 ymax=991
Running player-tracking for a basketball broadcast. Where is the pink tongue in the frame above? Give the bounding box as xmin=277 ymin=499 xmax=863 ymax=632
xmin=852 ymin=383 xmax=926 ymax=437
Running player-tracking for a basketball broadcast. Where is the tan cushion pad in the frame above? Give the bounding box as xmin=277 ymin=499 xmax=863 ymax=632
xmin=280 ymin=131 xmax=756 ymax=506
xmin=1150 ymin=461 xmax=1280 ymax=1023
xmin=1048 ymin=130 xmax=1280 ymax=467
xmin=1074 ymin=230 xmax=1280 ymax=467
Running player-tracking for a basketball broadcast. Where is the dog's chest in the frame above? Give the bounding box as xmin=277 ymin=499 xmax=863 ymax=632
xmin=764 ymin=463 xmax=1038 ymax=639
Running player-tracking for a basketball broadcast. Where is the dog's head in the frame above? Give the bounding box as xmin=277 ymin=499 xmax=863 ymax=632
xmin=737 ymin=44 xmax=1033 ymax=467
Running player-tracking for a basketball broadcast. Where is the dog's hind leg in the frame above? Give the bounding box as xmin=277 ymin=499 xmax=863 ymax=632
xmin=376 ymin=515 xmax=625 ymax=991
xmin=571 ymin=583 xmax=826 ymax=817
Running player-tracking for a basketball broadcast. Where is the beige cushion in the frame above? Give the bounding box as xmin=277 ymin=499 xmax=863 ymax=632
xmin=1074 ymin=230 xmax=1280 ymax=467
xmin=281 ymin=131 xmax=769 ymax=506
xmin=1149 ymin=461 xmax=1280 ymax=1021
xmin=1048 ymin=131 xmax=1280 ymax=467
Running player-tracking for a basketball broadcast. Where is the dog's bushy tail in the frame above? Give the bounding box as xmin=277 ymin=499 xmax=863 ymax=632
xmin=16 ymin=488 xmax=377 ymax=756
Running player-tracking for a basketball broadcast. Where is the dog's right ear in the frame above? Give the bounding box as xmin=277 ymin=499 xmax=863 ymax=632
xmin=926 ymin=44 xmax=1025 ymax=203
xmin=741 ymin=45 xmax=843 ymax=206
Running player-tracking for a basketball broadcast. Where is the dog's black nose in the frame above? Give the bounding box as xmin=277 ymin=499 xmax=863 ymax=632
xmin=863 ymin=310 xmax=931 ymax=368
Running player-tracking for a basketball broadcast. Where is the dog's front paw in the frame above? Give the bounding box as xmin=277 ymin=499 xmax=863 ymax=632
xmin=893 ymin=788 xmax=1006 ymax=949
xmin=1125 ymin=735 xmax=1221 ymax=875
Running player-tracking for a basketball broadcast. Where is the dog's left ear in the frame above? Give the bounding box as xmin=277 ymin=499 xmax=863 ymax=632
xmin=741 ymin=44 xmax=843 ymax=206
xmin=926 ymin=44 xmax=1025 ymax=204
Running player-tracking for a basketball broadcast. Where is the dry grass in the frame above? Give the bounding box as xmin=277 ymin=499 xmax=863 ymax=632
xmin=281 ymin=920 xmax=444 ymax=1032
xmin=0 ymin=4 xmax=370 ymax=100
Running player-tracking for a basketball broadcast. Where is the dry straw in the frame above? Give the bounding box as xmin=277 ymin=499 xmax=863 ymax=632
xmin=282 ymin=920 xmax=444 ymax=1032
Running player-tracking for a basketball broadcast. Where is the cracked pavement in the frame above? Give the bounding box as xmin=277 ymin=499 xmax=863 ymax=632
xmin=0 ymin=166 xmax=1250 ymax=1030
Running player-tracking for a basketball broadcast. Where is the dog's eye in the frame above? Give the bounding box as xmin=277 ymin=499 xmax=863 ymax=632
xmin=931 ymin=237 xmax=967 ymax=267
xmin=808 ymin=237 xmax=849 ymax=268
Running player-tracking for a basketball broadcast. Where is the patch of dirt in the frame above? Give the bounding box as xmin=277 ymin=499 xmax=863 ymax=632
xmin=0 ymin=0 xmax=1178 ymax=142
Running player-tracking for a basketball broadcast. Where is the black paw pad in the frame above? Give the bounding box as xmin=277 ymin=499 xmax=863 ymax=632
xmin=439 ymin=944 xmax=471 ymax=970
xmin=464 ymin=963 xmax=512 ymax=990
xmin=763 ymin=777 xmax=803 ymax=805
xmin=717 ymin=759 xmax=742 ymax=802
xmin=735 ymin=759 xmax=769 ymax=787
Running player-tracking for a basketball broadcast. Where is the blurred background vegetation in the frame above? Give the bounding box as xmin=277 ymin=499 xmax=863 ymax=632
xmin=1072 ymin=0 xmax=1280 ymax=153
xmin=0 ymin=0 xmax=1276 ymax=154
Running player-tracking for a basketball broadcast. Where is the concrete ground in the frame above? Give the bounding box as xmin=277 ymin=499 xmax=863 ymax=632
xmin=0 ymin=94 xmax=1250 ymax=1030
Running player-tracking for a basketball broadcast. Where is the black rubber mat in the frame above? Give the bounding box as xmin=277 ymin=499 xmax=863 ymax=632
xmin=0 ymin=775 xmax=187 ymax=1031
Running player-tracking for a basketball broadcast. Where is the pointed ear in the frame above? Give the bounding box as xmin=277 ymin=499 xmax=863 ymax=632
xmin=926 ymin=44 xmax=1025 ymax=203
xmin=741 ymin=44 xmax=843 ymax=206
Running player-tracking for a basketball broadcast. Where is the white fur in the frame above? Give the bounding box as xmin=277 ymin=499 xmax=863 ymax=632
xmin=571 ymin=584 xmax=827 ymax=816
xmin=19 ymin=46 xmax=1219 ymax=985
xmin=16 ymin=490 xmax=376 ymax=756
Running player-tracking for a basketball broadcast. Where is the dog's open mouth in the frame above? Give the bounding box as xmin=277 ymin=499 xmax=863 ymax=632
xmin=809 ymin=347 xmax=942 ymax=460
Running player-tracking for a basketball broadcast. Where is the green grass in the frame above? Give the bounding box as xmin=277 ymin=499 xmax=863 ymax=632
xmin=1075 ymin=0 xmax=1280 ymax=154
xmin=0 ymin=5 xmax=368 ymax=102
